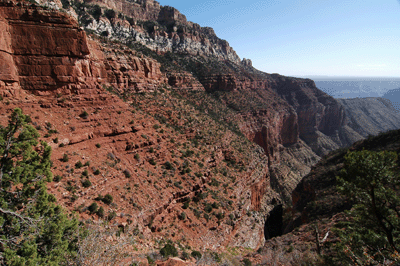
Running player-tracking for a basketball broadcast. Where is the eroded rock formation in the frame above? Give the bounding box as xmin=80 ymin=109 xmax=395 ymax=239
xmin=1 ymin=0 xmax=399 ymax=257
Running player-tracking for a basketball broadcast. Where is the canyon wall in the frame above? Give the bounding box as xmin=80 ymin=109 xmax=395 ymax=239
xmin=76 ymin=0 xmax=240 ymax=63
xmin=1 ymin=0 xmax=395 ymax=254
xmin=0 ymin=0 xmax=168 ymax=97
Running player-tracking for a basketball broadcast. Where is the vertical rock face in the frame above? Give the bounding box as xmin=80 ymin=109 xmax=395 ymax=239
xmin=0 ymin=1 xmax=168 ymax=96
xmin=268 ymin=75 xmax=347 ymax=154
xmin=0 ymin=1 xmax=102 ymax=95
xmin=102 ymin=44 xmax=167 ymax=92
xmin=166 ymin=72 xmax=205 ymax=90
xmin=0 ymin=6 xmax=17 ymax=83
xmin=75 ymin=0 xmax=241 ymax=63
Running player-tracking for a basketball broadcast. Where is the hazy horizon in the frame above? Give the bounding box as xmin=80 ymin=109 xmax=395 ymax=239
xmin=304 ymin=76 xmax=400 ymax=81
xmin=156 ymin=0 xmax=400 ymax=78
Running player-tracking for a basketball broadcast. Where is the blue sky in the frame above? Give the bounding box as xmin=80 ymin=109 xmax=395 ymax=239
xmin=156 ymin=0 xmax=400 ymax=78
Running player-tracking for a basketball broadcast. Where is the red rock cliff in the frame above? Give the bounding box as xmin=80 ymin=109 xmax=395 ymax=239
xmin=0 ymin=1 xmax=166 ymax=96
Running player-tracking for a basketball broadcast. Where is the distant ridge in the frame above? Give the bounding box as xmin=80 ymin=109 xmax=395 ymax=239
xmin=337 ymin=97 xmax=400 ymax=137
xmin=383 ymin=88 xmax=400 ymax=111
xmin=306 ymin=76 xmax=400 ymax=81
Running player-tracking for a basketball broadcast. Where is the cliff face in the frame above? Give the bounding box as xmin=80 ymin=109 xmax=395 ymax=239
xmin=268 ymin=76 xmax=348 ymax=153
xmin=0 ymin=1 xmax=92 ymax=95
xmin=2 ymin=0 xmax=398 ymax=256
xmin=71 ymin=0 xmax=241 ymax=63
xmin=0 ymin=0 xmax=168 ymax=97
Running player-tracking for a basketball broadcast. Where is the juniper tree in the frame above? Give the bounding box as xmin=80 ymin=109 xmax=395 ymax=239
xmin=335 ymin=150 xmax=400 ymax=264
xmin=0 ymin=108 xmax=79 ymax=265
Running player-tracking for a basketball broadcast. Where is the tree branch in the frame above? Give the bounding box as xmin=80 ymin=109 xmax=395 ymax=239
xmin=0 ymin=207 xmax=39 ymax=225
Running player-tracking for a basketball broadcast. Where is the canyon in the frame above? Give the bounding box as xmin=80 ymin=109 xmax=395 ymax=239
xmin=1 ymin=0 xmax=399 ymax=264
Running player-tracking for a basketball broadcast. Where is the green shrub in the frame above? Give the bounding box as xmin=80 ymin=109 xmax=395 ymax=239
xmin=193 ymin=192 xmax=207 ymax=203
xmin=193 ymin=208 xmax=201 ymax=218
xmin=195 ymin=172 xmax=202 ymax=178
xmin=82 ymin=179 xmax=92 ymax=188
xmin=107 ymin=211 xmax=117 ymax=221
xmin=94 ymin=169 xmax=100 ymax=175
xmin=95 ymin=143 xmax=101 ymax=148
xmin=88 ymin=202 xmax=98 ymax=214
xmin=104 ymin=9 xmax=116 ymax=20
xmin=243 ymin=258 xmax=252 ymax=266
xmin=82 ymin=169 xmax=89 ymax=177
xmin=164 ymin=161 xmax=174 ymax=170
xmin=204 ymin=204 xmax=213 ymax=213
xmin=215 ymin=212 xmax=224 ymax=220
xmin=181 ymin=251 xmax=190 ymax=260
xmin=123 ymin=169 xmax=131 ymax=178
xmin=75 ymin=161 xmax=83 ymax=168
xmin=89 ymin=4 xmax=102 ymax=21
xmin=174 ymin=181 xmax=183 ymax=189
xmin=95 ymin=195 xmax=103 ymax=201
xmin=102 ymin=194 xmax=113 ymax=205
xmin=160 ymin=243 xmax=178 ymax=257
xmin=53 ymin=175 xmax=62 ymax=182
xmin=191 ymin=250 xmax=202 ymax=260
xmin=62 ymin=153 xmax=69 ymax=162
xmin=179 ymin=212 xmax=186 ymax=220
xmin=79 ymin=110 xmax=89 ymax=118
xmin=96 ymin=206 xmax=104 ymax=218
xmin=209 ymin=178 xmax=220 ymax=187
xmin=149 ymin=158 xmax=156 ymax=165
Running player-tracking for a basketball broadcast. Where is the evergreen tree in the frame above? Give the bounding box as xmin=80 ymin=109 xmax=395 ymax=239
xmin=0 ymin=108 xmax=79 ymax=265
xmin=335 ymin=150 xmax=400 ymax=264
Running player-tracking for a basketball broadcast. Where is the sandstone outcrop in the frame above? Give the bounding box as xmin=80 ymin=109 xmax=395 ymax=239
xmin=0 ymin=1 xmax=97 ymax=95
xmin=167 ymin=72 xmax=204 ymax=91
xmin=102 ymin=43 xmax=167 ymax=92
xmin=0 ymin=1 xmax=168 ymax=96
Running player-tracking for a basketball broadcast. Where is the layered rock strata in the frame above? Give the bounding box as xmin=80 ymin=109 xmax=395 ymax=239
xmin=70 ymin=0 xmax=241 ymax=63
